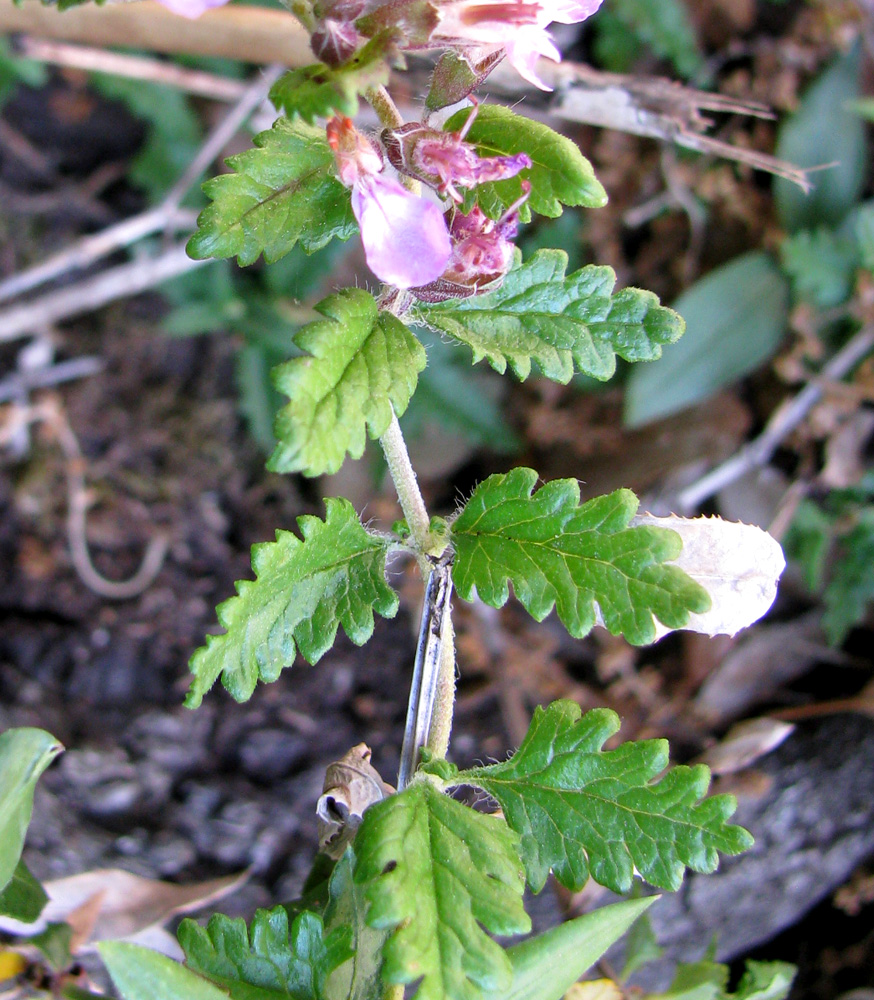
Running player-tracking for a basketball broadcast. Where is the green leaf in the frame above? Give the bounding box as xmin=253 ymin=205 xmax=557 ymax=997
xmin=488 ymin=897 xmax=657 ymax=1000
xmin=30 ymin=923 xmax=74 ymax=973
xmin=187 ymin=117 xmax=356 ymax=266
xmin=620 ymin=911 xmax=663 ymax=981
xmin=624 ymin=252 xmax=790 ymax=427
xmin=643 ymin=959 xmax=795 ymax=1000
xmin=100 ymin=942 xmax=230 ymax=1000
xmin=268 ymin=289 xmax=426 ymax=476
xmin=775 ymin=46 xmax=865 ymax=232
xmin=185 ymin=499 xmax=398 ymax=708
xmin=780 ymin=227 xmax=859 ymax=308
xmin=353 ymin=781 xmax=530 ymax=1000
xmin=822 ymin=508 xmax=874 ymax=645
xmin=269 ymin=45 xmax=390 ymax=125
xmin=444 ymin=106 xmax=606 ymax=223
xmin=92 ymin=75 xmax=201 ymax=200
xmin=179 ymin=906 xmax=350 ymax=1000
xmin=323 ymin=850 xmax=387 ymax=1000
xmin=419 ymin=250 xmax=684 ymax=383
xmin=0 ymin=859 xmax=47 ymax=923
xmin=593 ymin=0 xmax=702 ymax=78
xmin=0 ymin=729 xmax=63 ymax=893
xmin=447 ymin=701 xmax=752 ymax=894
xmin=450 ymin=468 xmax=710 ymax=646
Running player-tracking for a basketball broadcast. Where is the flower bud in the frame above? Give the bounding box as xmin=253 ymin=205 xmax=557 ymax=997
xmin=311 ymin=18 xmax=361 ymax=65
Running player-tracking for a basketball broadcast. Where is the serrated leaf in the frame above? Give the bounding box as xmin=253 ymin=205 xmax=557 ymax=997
xmin=448 ymin=701 xmax=753 ymax=894
xmin=450 ymin=469 xmax=710 ymax=645
xmin=186 ymin=499 xmax=398 ymax=708
xmin=0 ymin=729 xmax=63 ymax=894
xmin=187 ymin=118 xmax=356 ymax=266
xmin=100 ymin=942 xmax=229 ymax=1000
xmin=444 ymin=106 xmax=606 ymax=223
xmin=419 ymin=250 xmax=683 ymax=383
xmin=353 ymin=782 xmax=530 ymax=1000
xmin=269 ymin=44 xmax=390 ymax=125
xmin=0 ymin=861 xmax=47 ymax=923
xmin=489 ymin=897 xmax=657 ymax=1000
xmin=268 ymin=289 xmax=426 ymax=476
xmin=323 ymin=850 xmax=386 ymax=1000
xmin=179 ymin=906 xmax=350 ymax=1000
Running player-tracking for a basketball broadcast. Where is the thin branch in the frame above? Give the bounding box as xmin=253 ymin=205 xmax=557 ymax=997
xmin=0 ymin=356 xmax=104 ymax=403
xmin=0 ymin=63 xmax=282 ymax=305
xmin=677 ymin=324 xmax=874 ymax=512
xmin=0 ymin=244 xmax=211 ymax=343
xmin=14 ymin=36 xmax=250 ymax=102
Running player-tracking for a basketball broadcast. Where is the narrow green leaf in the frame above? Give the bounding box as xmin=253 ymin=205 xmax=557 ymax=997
xmin=594 ymin=0 xmax=702 ymax=78
xmin=488 ymin=897 xmax=657 ymax=1000
xmin=822 ymin=510 xmax=874 ymax=645
xmin=0 ymin=729 xmax=63 ymax=893
xmin=444 ymin=106 xmax=607 ymax=223
xmin=323 ymin=850 xmax=387 ymax=1000
xmin=0 ymin=859 xmax=47 ymax=923
xmin=179 ymin=906 xmax=349 ymax=1000
xmin=450 ymin=468 xmax=710 ymax=646
xmin=187 ymin=118 xmax=356 ymax=266
xmin=268 ymin=289 xmax=426 ymax=477
xmin=353 ymin=782 xmax=530 ymax=1000
xmin=419 ymin=250 xmax=683 ymax=383
xmin=186 ymin=499 xmax=398 ymax=708
xmin=775 ymin=45 xmax=865 ymax=232
xmin=269 ymin=44 xmax=390 ymax=125
xmin=100 ymin=942 xmax=230 ymax=1000
xmin=30 ymin=923 xmax=73 ymax=973
xmin=448 ymin=700 xmax=753 ymax=894
xmin=620 ymin=912 xmax=663 ymax=981
xmin=624 ymin=252 xmax=789 ymax=427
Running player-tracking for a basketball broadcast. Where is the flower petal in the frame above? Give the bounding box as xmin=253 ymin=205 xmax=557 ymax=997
xmin=352 ymin=175 xmax=451 ymax=288
xmin=154 ymin=0 xmax=231 ymax=17
xmin=548 ymin=0 xmax=604 ymax=24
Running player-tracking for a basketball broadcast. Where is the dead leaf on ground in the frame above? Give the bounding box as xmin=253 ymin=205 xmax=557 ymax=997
xmin=698 ymin=717 xmax=795 ymax=775
xmin=0 ymin=867 xmax=249 ymax=958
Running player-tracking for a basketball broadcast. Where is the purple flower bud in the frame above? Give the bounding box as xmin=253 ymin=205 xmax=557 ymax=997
xmin=311 ymin=19 xmax=361 ymax=66
xmin=382 ymin=120 xmax=530 ymax=201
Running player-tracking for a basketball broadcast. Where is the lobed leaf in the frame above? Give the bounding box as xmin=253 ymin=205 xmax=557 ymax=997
xmin=445 ymin=105 xmax=606 ymax=222
xmin=179 ymin=906 xmax=350 ymax=1000
xmin=445 ymin=701 xmax=753 ymax=894
xmin=185 ymin=499 xmax=398 ymax=708
xmin=187 ymin=118 xmax=355 ymax=266
xmin=268 ymin=289 xmax=426 ymax=477
xmin=353 ymin=782 xmax=530 ymax=1000
xmin=419 ymin=250 xmax=684 ymax=383
xmin=450 ymin=468 xmax=710 ymax=645
xmin=269 ymin=43 xmax=390 ymax=125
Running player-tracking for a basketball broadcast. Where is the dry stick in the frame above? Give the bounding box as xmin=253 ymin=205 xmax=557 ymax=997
xmin=15 ymin=36 xmax=250 ymax=102
xmin=676 ymin=324 xmax=874 ymax=512
xmin=0 ymin=243 xmax=210 ymax=343
xmin=0 ymin=63 xmax=283 ymax=307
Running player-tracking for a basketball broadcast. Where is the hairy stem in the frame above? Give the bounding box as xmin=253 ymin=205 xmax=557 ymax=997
xmin=380 ymin=410 xmax=432 ymax=556
xmin=426 ymin=613 xmax=456 ymax=761
xmin=364 ymin=84 xmax=404 ymax=129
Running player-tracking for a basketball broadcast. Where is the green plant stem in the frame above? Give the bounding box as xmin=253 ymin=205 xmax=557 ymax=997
xmin=364 ymin=84 xmax=404 ymax=129
xmin=380 ymin=409 xmax=432 ymax=557
xmin=426 ymin=612 xmax=456 ymax=760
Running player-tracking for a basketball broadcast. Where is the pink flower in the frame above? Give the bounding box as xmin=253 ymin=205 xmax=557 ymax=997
xmin=352 ymin=174 xmax=452 ymax=288
xmin=327 ymin=116 xmax=451 ymax=289
xmin=153 ymin=0 xmax=230 ymax=18
xmin=435 ymin=0 xmax=604 ymax=89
